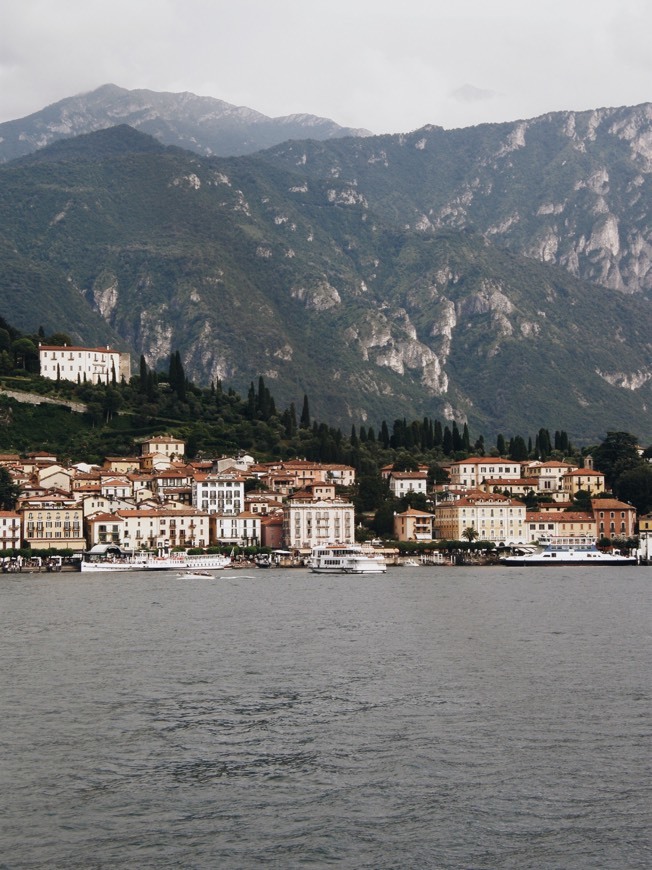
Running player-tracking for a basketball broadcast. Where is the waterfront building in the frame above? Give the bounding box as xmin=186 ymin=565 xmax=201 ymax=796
xmin=524 ymin=511 xmax=595 ymax=543
xmin=210 ymin=511 xmax=261 ymax=547
xmin=19 ymin=495 xmax=85 ymax=550
xmin=435 ymin=489 xmax=526 ymax=545
xmin=638 ymin=513 xmax=652 ymax=562
xmin=0 ymin=511 xmax=21 ymax=550
xmin=591 ymin=498 xmax=637 ymax=539
xmin=393 ymin=508 xmax=435 ymax=542
xmin=86 ymin=512 xmax=125 ymax=547
xmin=116 ymin=508 xmax=210 ymax=550
xmin=283 ymin=483 xmax=355 ymax=549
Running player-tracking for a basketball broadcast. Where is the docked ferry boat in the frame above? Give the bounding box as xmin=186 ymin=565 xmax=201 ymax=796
xmin=308 ymin=544 xmax=387 ymax=574
xmin=80 ymin=545 xmax=231 ymax=572
xmin=501 ymin=536 xmax=636 ymax=567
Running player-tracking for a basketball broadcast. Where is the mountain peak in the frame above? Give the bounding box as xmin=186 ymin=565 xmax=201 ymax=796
xmin=11 ymin=124 xmax=166 ymax=165
xmin=0 ymin=84 xmax=371 ymax=164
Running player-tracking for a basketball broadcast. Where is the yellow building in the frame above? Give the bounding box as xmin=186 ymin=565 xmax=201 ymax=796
xmin=20 ymin=496 xmax=85 ymax=550
xmin=393 ymin=508 xmax=435 ymax=542
xmin=525 ymin=511 xmax=595 ymax=543
xmin=435 ymin=490 xmax=526 ymax=545
xmin=639 ymin=513 xmax=652 ymax=562
xmin=561 ymin=468 xmax=606 ymax=498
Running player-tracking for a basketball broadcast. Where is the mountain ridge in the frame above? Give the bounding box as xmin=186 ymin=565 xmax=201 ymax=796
xmin=0 ymin=84 xmax=371 ymax=163
xmin=0 ymin=97 xmax=651 ymax=442
xmin=0 ymin=127 xmax=652 ymax=440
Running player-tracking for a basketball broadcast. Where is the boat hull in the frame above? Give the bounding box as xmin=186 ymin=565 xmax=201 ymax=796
xmin=503 ymin=556 xmax=637 ymax=566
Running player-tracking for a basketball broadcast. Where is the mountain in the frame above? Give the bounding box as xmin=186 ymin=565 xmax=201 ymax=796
xmin=259 ymin=104 xmax=652 ymax=299
xmin=0 ymin=84 xmax=371 ymax=164
xmin=0 ymin=117 xmax=650 ymax=443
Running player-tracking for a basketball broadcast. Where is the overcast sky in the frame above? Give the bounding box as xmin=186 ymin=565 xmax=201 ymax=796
xmin=2 ymin=0 xmax=651 ymax=133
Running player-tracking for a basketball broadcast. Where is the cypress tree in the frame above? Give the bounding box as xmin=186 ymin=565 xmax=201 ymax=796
xmin=462 ymin=423 xmax=470 ymax=452
xmin=139 ymin=355 xmax=148 ymax=392
xmin=433 ymin=420 xmax=443 ymax=447
xmin=300 ymin=394 xmax=311 ymax=429
xmin=452 ymin=421 xmax=462 ymax=452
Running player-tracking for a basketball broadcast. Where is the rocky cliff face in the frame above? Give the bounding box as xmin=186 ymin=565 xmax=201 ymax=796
xmin=428 ymin=106 xmax=652 ymax=296
xmin=263 ymin=103 xmax=652 ymax=300
xmin=1 ymin=117 xmax=651 ymax=440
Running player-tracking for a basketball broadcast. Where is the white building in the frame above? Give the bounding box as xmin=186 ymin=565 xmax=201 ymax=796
xmin=39 ymin=344 xmax=131 ymax=384
xmin=140 ymin=436 xmax=186 ymax=460
xmin=116 ymin=508 xmax=210 ymax=550
xmin=448 ymin=457 xmax=524 ymax=490
xmin=283 ymin=483 xmax=355 ymax=549
xmin=192 ymin=472 xmax=245 ymax=515
xmin=211 ymin=511 xmax=261 ymax=546
xmin=387 ymin=471 xmax=428 ymax=498
xmin=0 ymin=511 xmax=21 ymax=550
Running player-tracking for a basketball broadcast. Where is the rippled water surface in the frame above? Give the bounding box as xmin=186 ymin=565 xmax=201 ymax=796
xmin=1 ymin=566 xmax=650 ymax=868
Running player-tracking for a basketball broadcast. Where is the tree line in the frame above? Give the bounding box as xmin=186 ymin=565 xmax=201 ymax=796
xmin=0 ymin=317 xmax=650 ymax=519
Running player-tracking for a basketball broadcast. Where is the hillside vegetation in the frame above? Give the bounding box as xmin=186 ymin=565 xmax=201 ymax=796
xmin=0 ymin=114 xmax=650 ymax=441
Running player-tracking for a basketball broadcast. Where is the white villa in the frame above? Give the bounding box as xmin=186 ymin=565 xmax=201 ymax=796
xmin=39 ymin=344 xmax=131 ymax=384
xmin=448 ymin=457 xmax=523 ymax=489
xmin=282 ymin=483 xmax=355 ymax=549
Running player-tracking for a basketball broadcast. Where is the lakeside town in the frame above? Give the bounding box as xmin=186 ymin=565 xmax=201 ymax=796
xmin=1 ymin=434 xmax=651 ymax=569
xmin=1 ymin=341 xmax=651 ymax=568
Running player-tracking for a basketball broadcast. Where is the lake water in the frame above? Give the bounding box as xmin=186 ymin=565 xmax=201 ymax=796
xmin=1 ymin=566 xmax=650 ymax=869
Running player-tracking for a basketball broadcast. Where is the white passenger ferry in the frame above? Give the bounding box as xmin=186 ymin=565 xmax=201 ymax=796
xmin=308 ymin=544 xmax=387 ymax=574
xmin=80 ymin=545 xmax=231 ymax=572
xmin=501 ymin=536 xmax=636 ymax=567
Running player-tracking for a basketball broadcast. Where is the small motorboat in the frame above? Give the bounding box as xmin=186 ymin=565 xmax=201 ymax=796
xmin=177 ymin=570 xmax=214 ymax=579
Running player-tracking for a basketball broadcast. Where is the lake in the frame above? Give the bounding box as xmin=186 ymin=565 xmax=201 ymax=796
xmin=1 ymin=565 xmax=650 ymax=868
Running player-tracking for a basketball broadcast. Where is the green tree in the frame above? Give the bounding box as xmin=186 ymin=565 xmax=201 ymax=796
xmin=300 ymin=394 xmax=311 ymax=429
xmin=392 ymin=455 xmax=419 ymax=472
xmin=509 ymin=435 xmax=529 ymax=461
xmin=462 ymin=526 xmax=479 ymax=544
xmin=46 ymin=332 xmax=73 ymax=346
xmin=0 ymin=467 xmax=21 ymax=509
xmin=592 ymin=431 xmax=641 ymax=491
xmin=567 ymin=489 xmax=592 ymax=513
xmin=12 ymin=337 xmax=38 ymax=370
xmin=355 ymin=472 xmax=387 ymax=512
xmin=168 ymin=351 xmax=187 ymax=401
xmin=616 ymin=464 xmax=652 ymax=515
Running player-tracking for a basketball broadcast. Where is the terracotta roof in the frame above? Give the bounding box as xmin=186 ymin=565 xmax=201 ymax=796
xmin=86 ymin=512 xmax=123 ymax=523
xmin=116 ymin=508 xmax=207 ymax=518
xmin=590 ymin=498 xmax=635 ymax=510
